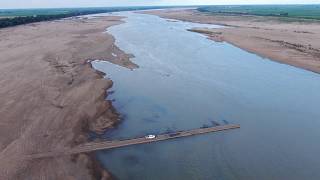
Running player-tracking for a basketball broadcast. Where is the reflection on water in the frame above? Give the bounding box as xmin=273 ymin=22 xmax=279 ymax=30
xmin=92 ymin=12 xmax=320 ymax=180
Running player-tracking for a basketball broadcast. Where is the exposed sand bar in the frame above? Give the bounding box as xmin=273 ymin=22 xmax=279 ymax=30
xmin=0 ymin=15 xmax=135 ymax=179
xmin=144 ymin=9 xmax=320 ymax=74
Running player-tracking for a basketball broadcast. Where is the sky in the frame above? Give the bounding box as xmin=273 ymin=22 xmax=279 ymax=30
xmin=0 ymin=0 xmax=319 ymax=9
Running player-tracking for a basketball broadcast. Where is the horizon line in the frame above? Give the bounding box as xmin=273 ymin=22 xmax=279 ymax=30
xmin=1 ymin=3 xmax=319 ymax=10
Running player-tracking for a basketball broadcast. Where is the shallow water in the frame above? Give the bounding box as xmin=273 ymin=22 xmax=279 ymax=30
xmin=92 ymin=12 xmax=320 ymax=180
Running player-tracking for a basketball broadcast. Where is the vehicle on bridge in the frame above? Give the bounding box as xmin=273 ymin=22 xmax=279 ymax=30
xmin=145 ymin=134 xmax=156 ymax=139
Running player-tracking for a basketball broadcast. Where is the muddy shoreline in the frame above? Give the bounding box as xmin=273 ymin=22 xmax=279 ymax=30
xmin=0 ymin=15 xmax=135 ymax=179
xmin=144 ymin=9 xmax=320 ymax=74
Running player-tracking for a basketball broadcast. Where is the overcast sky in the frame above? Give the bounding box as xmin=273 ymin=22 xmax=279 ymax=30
xmin=1 ymin=0 xmax=319 ymax=9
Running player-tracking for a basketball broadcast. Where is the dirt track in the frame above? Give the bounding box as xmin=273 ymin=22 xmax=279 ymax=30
xmin=0 ymin=16 xmax=135 ymax=180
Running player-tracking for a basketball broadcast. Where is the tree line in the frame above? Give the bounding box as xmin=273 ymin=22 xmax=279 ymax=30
xmin=0 ymin=7 xmax=165 ymax=28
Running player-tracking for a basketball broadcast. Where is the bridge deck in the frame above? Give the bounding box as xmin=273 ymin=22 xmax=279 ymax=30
xmin=26 ymin=124 xmax=240 ymax=159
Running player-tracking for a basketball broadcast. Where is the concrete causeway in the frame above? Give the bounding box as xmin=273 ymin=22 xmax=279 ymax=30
xmin=27 ymin=124 xmax=240 ymax=159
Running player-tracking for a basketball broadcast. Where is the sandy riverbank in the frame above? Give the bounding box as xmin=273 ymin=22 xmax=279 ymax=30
xmin=144 ymin=9 xmax=320 ymax=74
xmin=0 ymin=15 xmax=135 ymax=179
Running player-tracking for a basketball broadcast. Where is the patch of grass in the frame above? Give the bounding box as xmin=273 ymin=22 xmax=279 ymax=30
xmin=0 ymin=8 xmax=70 ymax=17
xmin=198 ymin=5 xmax=320 ymax=21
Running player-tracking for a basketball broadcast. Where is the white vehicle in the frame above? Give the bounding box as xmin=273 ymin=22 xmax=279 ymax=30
xmin=145 ymin=134 xmax=156 ymax=139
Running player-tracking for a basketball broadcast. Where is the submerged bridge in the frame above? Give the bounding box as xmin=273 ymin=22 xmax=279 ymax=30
xmin=26 ymin=124 xmax=240 ymax=159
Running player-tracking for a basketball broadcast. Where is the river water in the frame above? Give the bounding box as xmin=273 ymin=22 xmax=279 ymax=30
xmin=92 ymin=12 xmax=320 ymax=180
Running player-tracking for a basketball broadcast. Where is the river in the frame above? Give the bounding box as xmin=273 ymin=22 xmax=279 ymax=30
xmin=92 ymin=12 xmax=320 ymax=180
